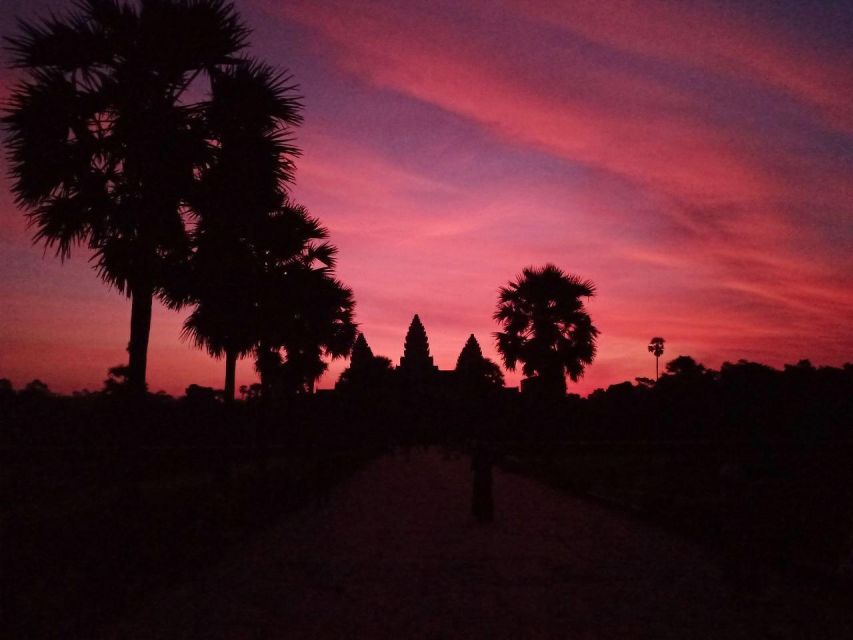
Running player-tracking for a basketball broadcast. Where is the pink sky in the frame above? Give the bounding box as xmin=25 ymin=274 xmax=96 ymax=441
xmin=1 ymin=0 xmax=851 ymax=396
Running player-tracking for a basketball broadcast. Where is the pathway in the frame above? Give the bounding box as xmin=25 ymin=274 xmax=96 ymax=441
xmin=105 ymin=449 xmax=851 ymax=639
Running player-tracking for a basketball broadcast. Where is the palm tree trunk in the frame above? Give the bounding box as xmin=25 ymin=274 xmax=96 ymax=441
xmin=128 ymin=282 xmax=153 ymax=395
xmin=655 ymin=356 xmax=659 ymax=381
xmin=224 ymin=347 xmax=237 ymax=404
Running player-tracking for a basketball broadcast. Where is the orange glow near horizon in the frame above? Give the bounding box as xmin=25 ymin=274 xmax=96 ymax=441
xmin=0 ymin=0 xmax=851 ymax=396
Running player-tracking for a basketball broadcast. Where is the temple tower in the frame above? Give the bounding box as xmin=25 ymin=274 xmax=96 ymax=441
xmin=398 ymin=314 xmax=438 ymax=379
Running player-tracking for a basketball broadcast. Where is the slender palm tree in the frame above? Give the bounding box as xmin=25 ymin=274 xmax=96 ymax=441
xmin=648 ymin=337 xmax=665 ymax=381
xmin=3 ymin=0 xmax=249 ymax=394
xmin=494 ymin=264 xmax=599 ymax=395
xmin=179 ymin=60 xmax=302 ymax=402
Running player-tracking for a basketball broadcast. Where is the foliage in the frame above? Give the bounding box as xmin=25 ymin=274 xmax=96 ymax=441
xmin=494 ymin=264 xmax=598 ymax=394
xmin=648 ymin=337 xmax=665 ymax=358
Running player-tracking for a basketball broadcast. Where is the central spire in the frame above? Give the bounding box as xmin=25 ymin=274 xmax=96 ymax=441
xmin=399 ymin=314 xmax=437 ymax=374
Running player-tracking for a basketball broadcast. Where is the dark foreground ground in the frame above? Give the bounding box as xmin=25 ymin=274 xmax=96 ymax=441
xmin=102 ymin=449 xmax=852 ymax=639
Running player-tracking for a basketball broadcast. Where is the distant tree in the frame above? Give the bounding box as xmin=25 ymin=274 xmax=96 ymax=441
xmin=184 ymin=384 xmax=220 ymax=405
xmin=455 ymin=334 xmax=504 ymax=391
xmin=665 ymin=355 xmax=706 ymax=378
xmin=3 ymin=0 xmax=251 ymax=394
xmin=21 ymin=379 xmax=51 ymax=398
xmin=783 ymin=359 xmax=816 ymax=377
xmin=719 ymin=359 xmax=775 ymax=390
xmin=494 ymin=264 xmax=598 ymax=396
xmin=648 ymin=337 xmax=665 ymax=380
xmin=239 ymin=383 xmax=262 ymax=402
xmin=102 ymin=364 xmax=133 ymax=395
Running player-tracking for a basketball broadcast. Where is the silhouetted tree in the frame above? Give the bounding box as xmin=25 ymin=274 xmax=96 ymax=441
xmin=273 ymin=269 xmax=357 ymax=394
xmin=239 ymin=382 xmax=262 ymax=402
xmin=183 ymin=384 xmax=220 ymax=406
xmin=179 ymin=61 xmax=302 ymax=403
xmin=665 ymin=355 xmax=706 ymax=378
xmin=20 ymin=379 xmax=51 ymax=399
xmin=102 ymin=364 xmax=132 ymax=395
xmin=648 ymin=337 xmax=665 ymax=380
xmin=250 ymin=213 xmax=357 ymax=397
xmin=455 ymin=334 xmax=504 ymax=392
xmin=494 ymin=264 xmax=598 ymax=396
xmin=3 ymin=0 xmax=250 ymax=394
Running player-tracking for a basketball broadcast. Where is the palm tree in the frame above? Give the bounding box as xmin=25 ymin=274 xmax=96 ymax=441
xmin=262 ymin=265 xmax=357 ymax=396
xmin=494 ymin=264 xmax=599 ymax=396
xmin=648 ymin=337 xmax=665 ymax=381
xmin=3 ymin=0 xmax=250 ymax=394
xmin=251 ymin=206 xmax=357 ymax=398
xmin=179 ymin=61 xmax=302 ymax=403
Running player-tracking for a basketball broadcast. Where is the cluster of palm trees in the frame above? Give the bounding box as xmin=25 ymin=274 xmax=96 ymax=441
xmin=4 ymin=0 xmax=356 ymax=401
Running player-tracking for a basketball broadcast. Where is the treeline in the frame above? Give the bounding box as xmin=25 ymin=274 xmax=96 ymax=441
xmin=3 ymin=355 xmax=851 ymax=448
xmin=576 ymin=357 xmax=853 ymax=444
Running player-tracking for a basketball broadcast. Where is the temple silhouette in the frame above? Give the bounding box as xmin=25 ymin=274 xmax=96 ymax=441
xmin=336 ymin=314 xmax=506 ymax=395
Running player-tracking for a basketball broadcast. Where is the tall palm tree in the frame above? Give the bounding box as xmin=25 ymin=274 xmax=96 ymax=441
xmin=179 ymin=60 xmax=302 ymax=402
xmin=3 ymin=0 xmax=249 ymax=394
xmin=494 ymin=264 xmax=599 ymax=396
xmin=648 ymin=337 xmax=665 ymax=381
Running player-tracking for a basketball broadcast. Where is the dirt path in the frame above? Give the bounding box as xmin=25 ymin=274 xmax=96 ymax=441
xmin=105 ymin=449 xmax=851 ymax=639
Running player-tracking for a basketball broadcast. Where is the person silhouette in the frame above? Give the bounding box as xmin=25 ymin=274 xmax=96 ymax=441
xmin=471 ymin=441 xmax=494 ymax=523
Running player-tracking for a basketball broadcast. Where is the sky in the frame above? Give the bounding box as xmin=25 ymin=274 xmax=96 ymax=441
xmin=0 ymin=0 xmax=851 ymax=396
